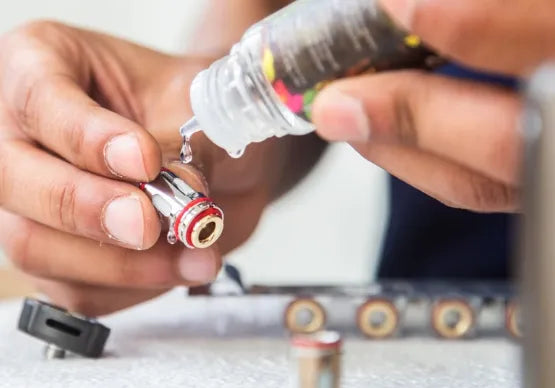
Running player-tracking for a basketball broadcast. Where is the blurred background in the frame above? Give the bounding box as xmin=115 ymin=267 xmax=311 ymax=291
xmin=0 ymin=0 xmax=388 ymax=294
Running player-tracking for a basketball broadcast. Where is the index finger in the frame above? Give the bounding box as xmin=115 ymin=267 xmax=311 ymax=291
xmin=0 ymin=22 xmax=161 ymax=182
xmin=380 ymin=0 xmax=555 ymax=75
xmin=15 ymin=74 xmax=162 ymax=182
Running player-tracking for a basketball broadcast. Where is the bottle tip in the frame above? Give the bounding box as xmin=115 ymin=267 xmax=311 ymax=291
xmin=180 ymin=117 xmax=201 ymax=137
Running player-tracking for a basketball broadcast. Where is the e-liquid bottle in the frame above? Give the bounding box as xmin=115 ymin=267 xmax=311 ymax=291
xmin=181 ymin=0 xmax=441 ymax=161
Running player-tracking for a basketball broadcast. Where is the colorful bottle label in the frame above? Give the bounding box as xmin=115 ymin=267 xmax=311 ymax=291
xmin=260 ymin=0 xmax=441 ymax=121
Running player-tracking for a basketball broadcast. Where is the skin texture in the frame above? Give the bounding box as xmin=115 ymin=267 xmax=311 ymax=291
xmin=312 ymin=0 xmax=555 ymax=213
xmin=0 ymin=0 xmax=325 ymax=316
xmin=3 ymin=0 xmax=549 ymax=315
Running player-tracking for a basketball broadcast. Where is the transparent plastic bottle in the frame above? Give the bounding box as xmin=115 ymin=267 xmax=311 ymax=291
xmin=182 ymin=0 xmax=441 ymax=160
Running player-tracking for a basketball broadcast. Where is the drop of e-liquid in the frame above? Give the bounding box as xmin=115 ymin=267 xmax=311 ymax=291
xmin=167 ymin=231 xmax=178 ymax=245
xmin=179 ymin=118 xmax=201 ymax=164
xmin=180 ymin=136 xmax=194 ymax=164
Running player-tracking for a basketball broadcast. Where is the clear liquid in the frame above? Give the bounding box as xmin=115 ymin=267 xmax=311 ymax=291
xmin=179 ymin=118 xmax=201 ymax=164
xmin=180 ymin=117 xmax=246 ymax=162
xmin=180 ymin=136 xmax=194 ymax=164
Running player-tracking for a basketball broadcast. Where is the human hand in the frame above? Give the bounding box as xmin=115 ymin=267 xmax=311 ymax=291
xmin=0 ymin=21 xmax=299 ymax=315
xmin=312 ymin=0 xmax=555 ymax=212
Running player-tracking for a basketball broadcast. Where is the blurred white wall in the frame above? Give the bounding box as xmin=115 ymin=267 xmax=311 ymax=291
xmin=0 ymin=0 xmax=205 ymax=54
xmin=0 ymin=0 xmax=388 ymax=284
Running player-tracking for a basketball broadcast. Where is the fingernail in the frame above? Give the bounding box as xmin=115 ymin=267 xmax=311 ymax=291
xmin=315 ymin=89 xmax=371 ymax=142
xmin=178 ymin=249 xmax=218 ymax=283
xmin=104 ymin=134 xmax=148 ymax=181
xmin=103 ymin=195 xmax=144 ymax=248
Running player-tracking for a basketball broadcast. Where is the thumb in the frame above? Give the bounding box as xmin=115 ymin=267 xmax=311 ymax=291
xmin=311 ymin=70 xmax=522 ymax=186
xmin=311 ymin=84 xmax=372 ymax=144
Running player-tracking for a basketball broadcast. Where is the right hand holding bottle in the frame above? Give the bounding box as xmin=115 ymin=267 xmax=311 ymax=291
xmin=313 ymin=0 xmax=555 ymax=212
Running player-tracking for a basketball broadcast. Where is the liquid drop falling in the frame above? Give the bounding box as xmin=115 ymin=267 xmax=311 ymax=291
xmin=167 ymin=231 xmax=178 ymax=245
xmin=179 ymin=117 xmax=201 ymax=164
xmin=180 ymin=137 xmax=193 ymax=164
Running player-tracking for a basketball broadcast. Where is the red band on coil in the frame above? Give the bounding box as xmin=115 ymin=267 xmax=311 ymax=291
xmin=173 ymin=197 xmax=218 ymax=244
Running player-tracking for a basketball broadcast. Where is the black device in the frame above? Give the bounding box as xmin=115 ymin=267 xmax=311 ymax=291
xmin=18 ymin=298 xmax=110 ymax=359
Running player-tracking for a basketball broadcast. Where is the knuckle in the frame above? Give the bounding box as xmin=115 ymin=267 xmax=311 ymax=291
xmin=392 ymin=91 xmax=418 ymax=145
xmin=2 ymin=21 xmax=80 ymax=130
xmin=3 ymin=218 xmax=35 ymax=274
xmin=18 ymin=76 xmax=58 ymax=136
xmin=12 ymin=20 xmax=65 ymax=41
xmin=18 ymin=76 xmax=41 ymax=128
xmin=47 ymin=180 xmax=79 ymax=233
xmin=465 ymin=175 xmax=517 ymax=212
xmin=448 ymin=19 xmax=487 ymax=60
xmin=415 ymin=3 xmax=488 ymax=59
xmin=2 ymin=21 xmax=63 ymax=70
xmin=4 ymin=74 xmax=50 ymax=136
xmin=65 ymin=114 xmax=87 ymax=164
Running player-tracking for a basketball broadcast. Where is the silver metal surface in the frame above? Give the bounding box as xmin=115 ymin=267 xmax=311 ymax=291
xmin=522 ymin=63 xmax=555 ymax=388
xmin=142 ymin=170 xmax=202 ymax=245
xmin=43 ymin=344 xmax=66 ymax=360
xmin=142 ymin=170 xmax=223 ymax=248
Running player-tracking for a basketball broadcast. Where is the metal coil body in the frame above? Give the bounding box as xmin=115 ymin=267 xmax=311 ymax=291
xmin=141 ymin=169 xmax=224 ymax=249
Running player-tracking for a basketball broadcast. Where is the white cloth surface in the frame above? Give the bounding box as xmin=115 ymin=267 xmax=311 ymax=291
xmin=0 ymin=290 xmax=520 ymax=388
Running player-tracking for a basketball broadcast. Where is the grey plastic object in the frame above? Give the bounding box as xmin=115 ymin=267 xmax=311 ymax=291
xmin=18 ymin=298 xmax=110 ymax=358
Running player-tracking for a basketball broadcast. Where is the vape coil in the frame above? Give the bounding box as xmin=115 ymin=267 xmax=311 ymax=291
xmin=285 ymin=298 xmax=327 ymax=334
xmin=290 ymin=331 xmax=342 ymax=388
xmin=140 ymin=169 xmax=224 ymax=249
xmin=356 ymin=298 xmax=400 ymax=339
xmin=431 ymin=298 xmax=477 ymax=339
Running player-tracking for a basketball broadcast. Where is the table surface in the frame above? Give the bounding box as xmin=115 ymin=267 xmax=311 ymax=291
xmin=0 ymin=290 xmax=521 ymax=388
